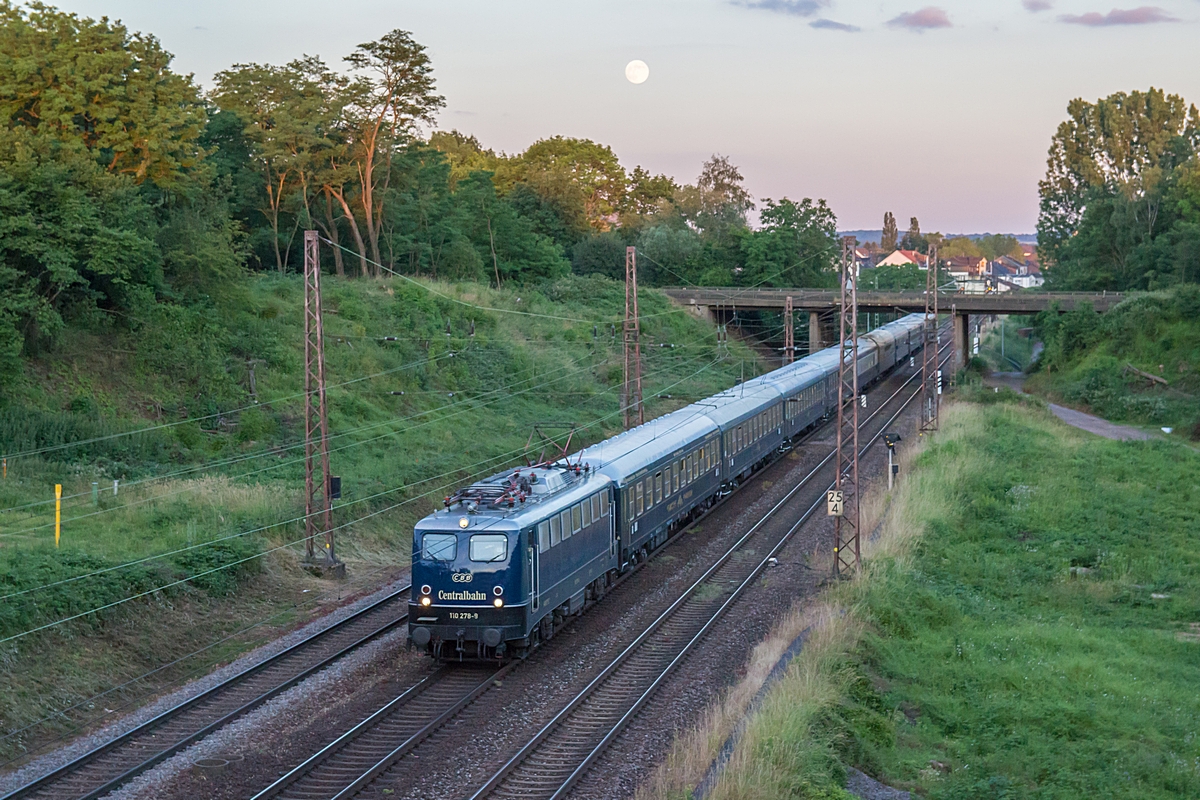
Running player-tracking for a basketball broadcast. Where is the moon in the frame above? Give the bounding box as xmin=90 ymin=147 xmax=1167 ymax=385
xmin=625 ymin=60 xmax=649 ymax=85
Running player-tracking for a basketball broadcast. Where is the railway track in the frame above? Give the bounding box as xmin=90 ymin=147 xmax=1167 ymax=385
xmin=1 ymin=584 xmax=413 ymax=800
xmin=251 ymin=335 xmax=951 ymax=800
xmin=468 ymin=341 xmax=952 ymax=800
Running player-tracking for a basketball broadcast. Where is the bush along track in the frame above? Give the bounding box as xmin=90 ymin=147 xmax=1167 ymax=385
xmin=701 ymin=395 xmax=1200 ymax=800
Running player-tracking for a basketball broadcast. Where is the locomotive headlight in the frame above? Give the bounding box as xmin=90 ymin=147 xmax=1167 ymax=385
xmin=458 ymin=516 xmax=469 ymax=529
xmin=493 ymin=598 xmax=504 ymax=608
xmin=420 ymin=596 xmax=432 ymax=607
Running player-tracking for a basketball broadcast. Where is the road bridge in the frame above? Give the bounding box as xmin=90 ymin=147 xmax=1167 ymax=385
xmin=660 ymin=287 xmax=1124 ymax=368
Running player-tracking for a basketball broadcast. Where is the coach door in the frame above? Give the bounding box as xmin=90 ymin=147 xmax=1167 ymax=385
xmin=528 ymin=544 xmax=539 ymax=612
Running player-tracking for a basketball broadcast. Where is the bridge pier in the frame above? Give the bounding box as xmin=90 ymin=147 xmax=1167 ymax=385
xmin=953 ymin=308 xmax=969 ymax=370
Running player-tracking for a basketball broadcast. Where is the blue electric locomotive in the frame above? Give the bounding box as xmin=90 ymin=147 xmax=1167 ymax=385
xmin=408 ymin=314 xmax=929 ymax=660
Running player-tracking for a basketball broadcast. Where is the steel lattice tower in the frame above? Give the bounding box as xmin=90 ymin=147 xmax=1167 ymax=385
xmin=921 ymin=245 xmax=940 ymax=433
xmin=834 ymin=237 xmax=861 ymax=577
xmin=303 ymin=231 xmax=336 ymax=565
xmin=784 ymin=295 xmax=795 ymax=366
xmin=622 ymin=246 xmax=644 ymax=430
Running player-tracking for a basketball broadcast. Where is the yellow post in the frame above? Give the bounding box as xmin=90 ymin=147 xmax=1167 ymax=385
xmin=55 ymin=484 xmax=61 ymax=548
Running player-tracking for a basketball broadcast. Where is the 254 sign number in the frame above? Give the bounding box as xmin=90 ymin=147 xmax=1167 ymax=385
xmin=826 ymin=490 xmax=844 ymax=517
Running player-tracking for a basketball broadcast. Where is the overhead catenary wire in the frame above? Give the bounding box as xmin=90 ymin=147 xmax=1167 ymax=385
xmin=0 ymin=347 xmax=722 ymax=603
xmin=3 ymin=307 xmax=730 ymax=529
xmin=0 ymin=355 xmax=725 ymax=646
xmin=0 ymin=348 xmax=461 ymax=470
xmin=0 ymin=346 xmax=609 ymax=528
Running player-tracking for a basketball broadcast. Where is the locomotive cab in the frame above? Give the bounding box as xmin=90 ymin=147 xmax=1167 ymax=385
xmin=409 ymin=516 xmax=525 ymax=660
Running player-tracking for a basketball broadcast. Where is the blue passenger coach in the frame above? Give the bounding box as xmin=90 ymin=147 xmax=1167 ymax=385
xmin=409 ymin=314 xmax=929 ymax=660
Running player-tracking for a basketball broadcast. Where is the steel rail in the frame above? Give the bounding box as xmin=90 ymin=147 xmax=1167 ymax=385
xmin=242 ymin=326 xmax=952 ymax=800
xmin=2 ymin=584 xmax=413 ymax=800
xmin=469 ymin=338 xmax=953 ymax=800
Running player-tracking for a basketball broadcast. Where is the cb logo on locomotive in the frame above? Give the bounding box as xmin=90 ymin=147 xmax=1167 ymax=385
xmin=451 ymin=572 xmax=473 ymax=583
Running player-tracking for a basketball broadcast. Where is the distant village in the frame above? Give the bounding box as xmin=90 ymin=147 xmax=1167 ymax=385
xmin=853 ymin=243 xmax=1043 ymax=293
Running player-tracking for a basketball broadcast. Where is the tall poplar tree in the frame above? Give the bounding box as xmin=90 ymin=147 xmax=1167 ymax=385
xmin=881 ymin=212 xmax=898 ymax=251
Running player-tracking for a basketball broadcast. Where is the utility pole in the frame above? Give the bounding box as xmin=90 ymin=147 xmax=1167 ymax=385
xmin=622 ymin=246 xmax=644 ymax=430
xmin=783 ymin=295 xmax=795 ymax=366
xmin=303 ymin=231 xmax=341 ymax=575
xmin=833 ymin=236 xmax=860 ymax=577
xmin=920 ymin=245 xmax=940 ymax=434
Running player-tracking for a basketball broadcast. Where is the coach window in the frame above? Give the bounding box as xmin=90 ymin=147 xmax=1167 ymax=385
xmin=645 ymin=478 xmax=654 ymax=509
xmin=538 ymin=521 xmax=550 ymax=553
xmin=572 ymin=503 xmax=583 ymax=533
xmin=636 ymin=482 xmax=645 ymax=515
xmin=470 ymin=534 xmax=507 ymax=563
xmin=672 ymin=465 xmax=680 ymax=493
xmin=655 ymin=473 xmax=663 ymax=503
xmin=627 ymin=491 xmax=635 ymax=521
xmin=421 ymin=533 xmax=456 ymax=561
xmin=550 ymin=514 xmax=562 ymax=546
xmin=583 ymin=496 xmax=593 ymax=527
xmin=561 ymin=510 xmax=573 ymax=539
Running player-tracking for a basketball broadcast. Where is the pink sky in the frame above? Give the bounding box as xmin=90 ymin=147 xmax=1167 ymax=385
xmin=53 ymin=0 xmax=1200 ymax=233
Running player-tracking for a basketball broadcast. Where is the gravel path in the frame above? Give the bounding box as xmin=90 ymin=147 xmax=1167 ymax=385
xmin=0 ymin=570 xmax=409 ymax=796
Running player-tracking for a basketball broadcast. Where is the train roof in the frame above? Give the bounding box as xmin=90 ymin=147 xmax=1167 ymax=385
xmin=581 ymin=406 xmax=719 ymax=486
xmin=697 ymin=382 xmax=784 ymax=428
xmin=415 ymin=463 xmax=613 ymax=533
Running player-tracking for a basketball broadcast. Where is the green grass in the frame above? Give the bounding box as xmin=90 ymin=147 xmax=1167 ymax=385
xmin=1026 ymin=286 xmax=1200 ymax=438
xmin=712 ymin=398 xmax=1200 ymax=800
xmin=0 ymin=272 xmax=763 ymax=762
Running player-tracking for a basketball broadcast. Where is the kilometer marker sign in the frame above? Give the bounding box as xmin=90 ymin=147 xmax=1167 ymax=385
xmin=826 ymin=490 xmax=844 ymax=517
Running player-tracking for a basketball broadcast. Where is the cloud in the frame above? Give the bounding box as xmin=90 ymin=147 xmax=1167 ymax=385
xmin=886 ymin=6 xmax=952 ymax=30
xmin=733 ymin=0 xmax=830 ymax=17
xmin=1022 ymin=0 xmax=1053 ymax=11
xmin=810 ymin=18 xmax=862 ymax=31
xmin=1059 ymin=6 xmax=1179 ymax=25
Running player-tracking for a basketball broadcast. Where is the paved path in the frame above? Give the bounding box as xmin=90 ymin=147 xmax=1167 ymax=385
xmin=1045 ymin=403 xmax=1154 ymax=441
xmin=984 ymin=372 xmax=1154 ymax=442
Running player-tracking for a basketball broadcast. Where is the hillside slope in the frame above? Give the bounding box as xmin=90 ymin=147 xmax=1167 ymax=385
xmin=1026 ymin=286 xmax=1200 ymax=439
xmin=0 ymin=273 xmax=762 ymax=763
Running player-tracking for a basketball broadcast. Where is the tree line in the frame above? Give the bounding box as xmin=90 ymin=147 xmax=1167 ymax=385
xmin=0 ymin=3 xmax=843 ymax=379
xmin=1037 ymin=87 xmax=1200 ymax=290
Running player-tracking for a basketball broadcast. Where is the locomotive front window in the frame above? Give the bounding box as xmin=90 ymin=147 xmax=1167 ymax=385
xmin=470 ymin=534 xmax=508 ymax=562
xmin=422 ymin=533 xmax=457 ymax=561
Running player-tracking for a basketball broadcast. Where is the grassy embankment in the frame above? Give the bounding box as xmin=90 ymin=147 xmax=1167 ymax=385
xmin=650 ymin=390 xmax=1200 ymax=799
xmin=0 ymin=273 xmax=761 ymax=763
xmin=1024 ymin=286 xmax=1200 ymax=440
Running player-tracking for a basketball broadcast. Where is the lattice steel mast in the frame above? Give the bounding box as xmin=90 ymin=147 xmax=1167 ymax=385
xmin=920 ymin=245 xmax=940 ymax=433
xmin=783 ymin=295 xmax=795 ymax=366
xmin=834 ymin=237 xmax=861 ymax=577
xmin=303 ymin=231 xmax=337 ymax=567
xmin=622 ymin=246 xmax=644 ymax=430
